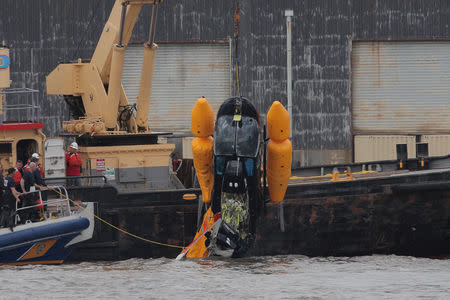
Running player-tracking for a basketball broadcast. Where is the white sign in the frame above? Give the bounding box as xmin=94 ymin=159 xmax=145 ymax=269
xmin=102 ymin=167 xmax=115 ymax=181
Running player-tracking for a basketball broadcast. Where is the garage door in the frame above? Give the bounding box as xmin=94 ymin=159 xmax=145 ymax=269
xmin=122 ymin=42 xmax=231 ymax=132
xmin=352 ymin=41 xmax=450 ymax=134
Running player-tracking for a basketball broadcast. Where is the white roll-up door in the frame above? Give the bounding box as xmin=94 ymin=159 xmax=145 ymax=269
xmin=122 ymin=42 xmax=231 ymax=132
xmin=352 ymin=41 xmax=450 ymax=134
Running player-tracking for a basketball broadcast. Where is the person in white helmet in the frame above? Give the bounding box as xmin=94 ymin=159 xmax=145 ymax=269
xmin=24 ymin=153 xmax=44 ymax=178
xmin=65 ymin=142 xmax=82 ymax=186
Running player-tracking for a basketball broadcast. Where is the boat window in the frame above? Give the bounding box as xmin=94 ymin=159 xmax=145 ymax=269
xmin=0 ymin=143 xmax=12 ymax=153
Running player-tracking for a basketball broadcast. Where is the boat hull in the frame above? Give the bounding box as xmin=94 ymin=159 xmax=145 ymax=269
xmin=0 ymin=217 xmax=90 ymax=265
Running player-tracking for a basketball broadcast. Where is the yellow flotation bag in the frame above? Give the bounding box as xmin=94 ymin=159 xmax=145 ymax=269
xmin=267 ymin=100 xmax=290 ymax=142
xmin=191 ymin=136 xmax=214 ymax=203
xmin=191 ymin=97 xmax=215 ymax=138
xmin=191 ymin=97 xmax=215 ymax=203
xmin=186 ymin=207 xmax=215 ymax=258
xmin=266 ymin=101 xmax=292 ymax=203
xmin=267 ymin=139 xmax=292 ymax=203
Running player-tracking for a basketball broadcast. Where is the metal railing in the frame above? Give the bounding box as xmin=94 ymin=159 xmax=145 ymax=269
xmin=0 ymin=88 xmax=40 ymax=123
xmin=14 ymin=186 xmax=72 ymax=225
xmin=43 ymin=175 xmax=108 ymax=188
xmin=43 ymin=175 xmax=108 ymax=184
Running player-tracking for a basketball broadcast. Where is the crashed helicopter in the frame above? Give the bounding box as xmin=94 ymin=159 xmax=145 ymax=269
xmin=177 ymin=96 xmax=292 ymax=259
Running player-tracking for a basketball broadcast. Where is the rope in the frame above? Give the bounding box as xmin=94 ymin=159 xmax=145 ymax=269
xmin=235 ymin=59 xmax=241 ymax=97
xmin=52 ymin=189 xmax=185 ymax=249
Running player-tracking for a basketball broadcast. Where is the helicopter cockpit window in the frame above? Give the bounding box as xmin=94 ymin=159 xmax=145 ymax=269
xmin=214 ymin=115 xmax=260 ymax=158
xmin=214 ymin=115 xmax=235 ymax=156
xmin=236 ymin=116 xmax=259 ymax=158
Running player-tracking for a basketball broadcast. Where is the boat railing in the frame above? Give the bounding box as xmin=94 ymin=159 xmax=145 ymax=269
xmin=0 ymin=88 xmax=40 ymax=124
xmin=14 ymin=186 xmax=73 ymax=225
xmin=43 ymin=175 xmax=108 ymax=186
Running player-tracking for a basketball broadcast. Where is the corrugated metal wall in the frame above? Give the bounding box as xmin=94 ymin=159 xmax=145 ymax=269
xmin=354 ymin=135 xmax=416 ymax=162
xmin=122 ymin=43 xmax=231 ymax=132
xmin=352 ymin=41 xmax=450 ymax=135
xmin=3 ymin=0 xmax=450 ymax=166
xmin=422 ymin=135 xmax=450 ymax=157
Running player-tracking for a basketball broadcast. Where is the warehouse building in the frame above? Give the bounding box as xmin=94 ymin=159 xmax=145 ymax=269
xmin=1 ymin=0 xmax=450 ymax=167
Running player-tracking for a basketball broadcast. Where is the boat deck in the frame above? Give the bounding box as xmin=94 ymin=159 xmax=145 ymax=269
xmin=289 ymin=167 xmax=450 ymax=186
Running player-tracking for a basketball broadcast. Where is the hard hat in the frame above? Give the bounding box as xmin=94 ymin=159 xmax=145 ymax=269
xmin=70 ymin=142 xmax=79 ymax=150
xmin=31 ymin=153 xmax=39 ymax=159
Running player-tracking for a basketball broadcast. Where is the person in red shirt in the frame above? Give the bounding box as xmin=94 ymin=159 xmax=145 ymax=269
xmin=66 ymin=142 xmax=82 ymax=186
xmin=13 ymin=160 xmax=23 ymax=192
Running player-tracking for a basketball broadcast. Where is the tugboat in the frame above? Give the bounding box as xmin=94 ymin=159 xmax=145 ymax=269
xmin=0 ymin=186 xmax=94 ymax=265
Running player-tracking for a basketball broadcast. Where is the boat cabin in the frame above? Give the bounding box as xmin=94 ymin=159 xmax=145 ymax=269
xmin=0 ymin=47 xmax=44 ymax=171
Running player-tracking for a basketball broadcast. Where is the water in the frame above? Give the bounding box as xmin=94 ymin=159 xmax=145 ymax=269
xmin=1 ymin=255 xmax=449 ymax=299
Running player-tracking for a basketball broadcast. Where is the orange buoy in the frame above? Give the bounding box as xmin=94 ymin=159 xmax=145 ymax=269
xmin=192 ymin=136 xmax=214 ymax=203
xmin=267 ymin=139 xmax=292 ymax=203
xmin=191 ymin=97 xmax=215 ymax=138
xmin=267 ymin=100 xmax=290 ymax=142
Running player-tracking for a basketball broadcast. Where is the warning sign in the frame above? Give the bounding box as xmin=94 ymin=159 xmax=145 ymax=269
xmin=96 ymin=159 xmax=106 ymax=171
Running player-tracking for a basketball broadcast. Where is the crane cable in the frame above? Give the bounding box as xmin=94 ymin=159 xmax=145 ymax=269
xmin=73 ymin=0 xmax=103 ymax=60
xmin=234 ymin=0 xmax=241 ymax=97
xmin=52 ymin=189 xmax=185 ymax=249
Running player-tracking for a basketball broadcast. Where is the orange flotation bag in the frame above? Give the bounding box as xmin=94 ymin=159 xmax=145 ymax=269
xmin=191 ymin=97 xmax=214 ymax=138
xmin=266 ymin=101 xmax=292 ymax=203
xmin=191 ymin=136 xmax=214 ymax=203
xmin=267 ymin=100 xmax=290 ymax=142
xmin=191 ymin=97 xmax=215 ymax=203
xmin=186 ymin=207 xmax=215 ymax=258
xmin=267 ymin=139 xmax=292 ymax=203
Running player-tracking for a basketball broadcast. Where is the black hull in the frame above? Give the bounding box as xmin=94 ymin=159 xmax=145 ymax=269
xmin=67 ymin=169 xmax=450 ymax=261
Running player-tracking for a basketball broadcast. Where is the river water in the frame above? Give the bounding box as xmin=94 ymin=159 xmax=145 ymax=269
xmin=1 ymin=255 xmax=449 ymax=299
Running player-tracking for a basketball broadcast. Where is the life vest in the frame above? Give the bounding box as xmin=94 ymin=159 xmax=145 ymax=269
xmin=36 ymin=198 xmax=43 ymax=210
xmin=13 ymin=168 xmax=22 ymax=185
xmin=24 ymin=163 xmax=45 ymax=178
xmin=66 ymin=152 xmax=82 ymax=176
xmin=38 ymin=165 xmax=45 ymax=178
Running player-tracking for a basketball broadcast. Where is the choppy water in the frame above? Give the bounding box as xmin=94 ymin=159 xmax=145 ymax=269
xmin=1 ymin=255 xmax=449 ymax=299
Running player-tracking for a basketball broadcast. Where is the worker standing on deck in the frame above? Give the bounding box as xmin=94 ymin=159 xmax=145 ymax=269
xmin=13 ymin=160 xmax=23 ymax=193
xmin=0 ymin=164 xmax=4 ymax=223
xmin=19 ymin=162 xmax=43 ymax=222
xmin=66 ymin=142 xmax=82 ymax=186
xmin=1 ymin=168 xmax=21 ymax=229
xmin=24 ymin=153 xmax=44 ymax=178
xmin=0 ymin=164 xmax=4 ymax=204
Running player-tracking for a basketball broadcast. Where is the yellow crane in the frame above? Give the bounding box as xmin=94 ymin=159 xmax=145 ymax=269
xmin=46 ymin=0 xmax=176 ymax=191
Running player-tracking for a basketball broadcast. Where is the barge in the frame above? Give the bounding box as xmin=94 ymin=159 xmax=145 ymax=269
xmin=66 ymin=156 xmax=450 ymax=261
